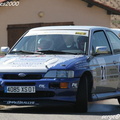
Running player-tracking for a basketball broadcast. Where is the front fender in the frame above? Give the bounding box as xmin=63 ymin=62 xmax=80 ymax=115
xmin=74 ymin=69 xmax=92 ymax=78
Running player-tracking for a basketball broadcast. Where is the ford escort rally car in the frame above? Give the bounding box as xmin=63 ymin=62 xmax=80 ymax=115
xmin=0 ymin=26 xmax=120 ymax=112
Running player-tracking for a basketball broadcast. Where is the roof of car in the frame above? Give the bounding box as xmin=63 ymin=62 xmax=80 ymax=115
xmin=112 ymin=28 xmax=120 ymax=31
xmin=111 ymin=28 xmax=120 ymax=37
xmin=30 ymin=26 xmax=109 ymax=31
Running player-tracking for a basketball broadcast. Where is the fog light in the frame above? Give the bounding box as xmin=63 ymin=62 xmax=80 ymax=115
xmin=49 ymin=82 xmax=69 ymax=89
xmin=60 ymin=82 xmax=68 ymax=89
xmin=49 ymin=82 xmax=60 ymax=89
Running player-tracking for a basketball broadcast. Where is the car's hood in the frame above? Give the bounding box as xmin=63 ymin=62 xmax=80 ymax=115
xmin=0 ymin=54 xmax=85 ymax=72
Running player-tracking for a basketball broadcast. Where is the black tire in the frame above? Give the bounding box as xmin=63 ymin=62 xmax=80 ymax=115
xmin=75 ymin=75 xmax=88 ymax=113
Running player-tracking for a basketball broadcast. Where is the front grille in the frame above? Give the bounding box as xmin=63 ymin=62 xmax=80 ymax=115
xmin=0 ymin=91 xmax=55 ymax=98
xmin=5 ymin=82 xmax=35 ymax=86
xmin=2 ymin=74 xmax=43 ymax=80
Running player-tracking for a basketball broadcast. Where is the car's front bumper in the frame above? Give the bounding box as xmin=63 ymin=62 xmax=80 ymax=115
xmin=0 ymin=78 xmax=80 ymax=105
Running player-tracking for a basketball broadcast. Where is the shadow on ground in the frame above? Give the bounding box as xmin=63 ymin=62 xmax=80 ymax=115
xmin=0 ymin=100 xmax=120 ymax=116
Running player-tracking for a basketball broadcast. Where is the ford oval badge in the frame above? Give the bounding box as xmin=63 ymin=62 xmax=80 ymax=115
xmin=18 ymin=73 xmax=26 ymax=77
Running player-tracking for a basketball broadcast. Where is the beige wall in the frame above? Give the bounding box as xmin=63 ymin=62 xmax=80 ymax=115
xmin=0 ymin=0 xmax=111 ymax=47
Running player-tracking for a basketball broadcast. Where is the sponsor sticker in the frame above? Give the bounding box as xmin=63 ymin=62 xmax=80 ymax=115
xmin=72 ymin=83 xmax=78 ymax=88
xmin=39 ymin=84 xmax=46 ymax=89
xmin=5 ymin=101 xmax=35 ymax=105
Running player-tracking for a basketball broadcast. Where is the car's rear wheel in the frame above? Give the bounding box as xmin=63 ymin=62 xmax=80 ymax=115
xmin=75 ymin=74 xmax=88 ymax=113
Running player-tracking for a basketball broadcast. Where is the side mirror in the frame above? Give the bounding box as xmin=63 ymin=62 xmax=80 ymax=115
xmin=96 ymin=46 xmax=108 ymax=54
xmin=1 ymin=47 xmax=10 ymax=54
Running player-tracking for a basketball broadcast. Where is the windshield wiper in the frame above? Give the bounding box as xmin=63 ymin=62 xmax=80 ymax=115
xmin=37 ymin=50 xmax=76 ymax=54
xmin=9 ymin=50 xmax=84 ymax=55
xmin=10 ymin=50 xmax=38 ymax=54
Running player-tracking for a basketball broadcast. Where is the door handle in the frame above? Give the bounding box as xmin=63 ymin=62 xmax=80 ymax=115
xmin=113 ymin=60 xmax=117 ymax=64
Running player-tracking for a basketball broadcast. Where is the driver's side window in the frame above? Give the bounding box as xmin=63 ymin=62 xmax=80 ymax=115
xmin=92 ymin=31 xmax=111 ymax=54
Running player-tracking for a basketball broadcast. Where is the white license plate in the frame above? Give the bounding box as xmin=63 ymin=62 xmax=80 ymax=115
xmin=5 ymin=86 xmax=36 ymax=93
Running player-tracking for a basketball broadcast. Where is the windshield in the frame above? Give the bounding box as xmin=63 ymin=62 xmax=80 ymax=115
xmin=10 ymin=30 xmax=89 ymax=55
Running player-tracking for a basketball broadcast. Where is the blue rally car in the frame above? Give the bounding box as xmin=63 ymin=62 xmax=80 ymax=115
xmin=0 ymin=26 xmax=120 ymax=112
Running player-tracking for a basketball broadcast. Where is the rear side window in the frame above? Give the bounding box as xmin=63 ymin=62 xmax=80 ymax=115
xmin=106 ymin=31 xmax=120 ymax=54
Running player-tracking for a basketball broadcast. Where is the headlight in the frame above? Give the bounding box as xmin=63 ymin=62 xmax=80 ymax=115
xmin=44 ymin=70 xmax=74 ymax=78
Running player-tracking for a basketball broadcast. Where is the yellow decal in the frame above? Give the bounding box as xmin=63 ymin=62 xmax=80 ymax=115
xmin=75 ymin=32 xmax=86 ymax=35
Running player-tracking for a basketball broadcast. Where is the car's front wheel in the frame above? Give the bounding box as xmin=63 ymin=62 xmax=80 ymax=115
xmin=75 ymin=74 xmax=88 ymax=113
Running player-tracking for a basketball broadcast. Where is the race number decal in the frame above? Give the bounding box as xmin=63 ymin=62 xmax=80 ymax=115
xmin=101 ymin=66 xmax=106 ymax=80
xmin=97 ymin=58 xmax=106 ymax=80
